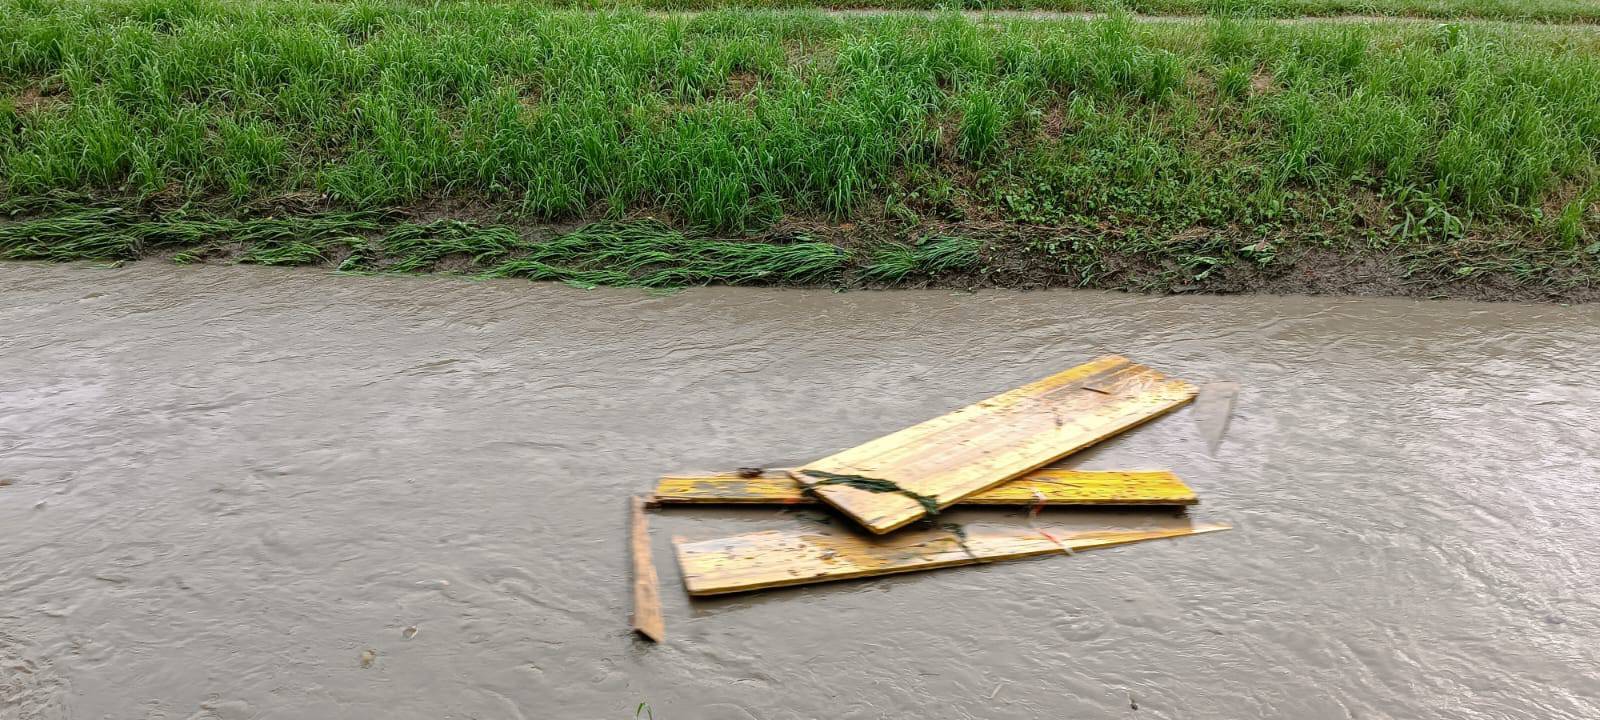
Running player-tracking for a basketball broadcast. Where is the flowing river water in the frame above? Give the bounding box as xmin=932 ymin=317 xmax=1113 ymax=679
xmin=2 ymin=263 xmax=1597 ymax=719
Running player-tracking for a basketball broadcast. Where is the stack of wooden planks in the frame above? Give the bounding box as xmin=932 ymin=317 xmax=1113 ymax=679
xmin=630 ymin=355 xmax=1230 ymax=641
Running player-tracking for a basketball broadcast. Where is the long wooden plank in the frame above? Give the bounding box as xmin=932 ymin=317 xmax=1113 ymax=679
xmin=629 ymin=496 xmax=665 ymax=642
xmin=793 ymin=356 xmax=1198 ymax=534
xmin=674 ymin=523 xmax=1230 ymax=596
xmin=650 ymin=468 xmax=1198 ymax=506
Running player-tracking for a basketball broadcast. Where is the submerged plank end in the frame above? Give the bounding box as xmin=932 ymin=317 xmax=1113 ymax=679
xmin=630 ymin=496 xmax=665 ymax=643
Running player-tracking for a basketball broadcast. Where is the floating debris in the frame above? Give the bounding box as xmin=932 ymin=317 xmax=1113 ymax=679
xmin=650 ymin=469 xmax=1198 ymax=507
xmin=673 ymin=524 xmax=1230 ymax=596
xmin=630 ymin=497 xmax=664 ymax=642
xmin=630 ymin=356 xmax=1225 ymax=630
xmin=791 ymin=355 xmax=1197 ymax=534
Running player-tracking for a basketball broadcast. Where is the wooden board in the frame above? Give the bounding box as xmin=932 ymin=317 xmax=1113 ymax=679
xmin=651 ymin=468 xmax=1198 ymax=506
xmin=793 ymin=355 xmax=1198 ymax=534
xmin=674 ymin=523 xmax=1230 ymax=596
xmin=629 ymin=496 xmax=664 ymax=642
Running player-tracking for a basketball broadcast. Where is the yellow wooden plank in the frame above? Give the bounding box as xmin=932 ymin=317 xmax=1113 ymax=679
xmin=630 ymin=496 xmax=665 ymax=642
xmin=674 ymin=523 xmax=1230 ymax=596
xmin=651 ymin=468 xmax=1198 ymax=506
xmin=793 ymin=356 xmax=1198 ymax=534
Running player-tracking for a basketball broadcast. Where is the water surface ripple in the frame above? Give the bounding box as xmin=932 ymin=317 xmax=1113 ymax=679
xmin=1 ymin=264 xmax=1596 ymax=719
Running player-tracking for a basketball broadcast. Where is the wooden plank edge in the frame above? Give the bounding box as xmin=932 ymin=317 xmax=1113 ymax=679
xmin=680 ymin=542 xmax=1056 ymax=597
xmin=650 ymin=469 xmax=1200 ymax=507
xmin=849 ymin=386 xmax=1200 ymax=535
xmin=674 ymin=522 xmax=1232 ymax=597
xmin=629 ymin=496 xmax=665 ymax=642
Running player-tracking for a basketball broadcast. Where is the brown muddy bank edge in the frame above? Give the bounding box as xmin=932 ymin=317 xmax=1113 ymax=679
xmin=1 ymin=203 xmax=1596 ymax=303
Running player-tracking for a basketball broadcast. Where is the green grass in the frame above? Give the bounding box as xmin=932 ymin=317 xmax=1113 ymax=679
xmin=862 ymin=236 xmax=984 ymax=282
xmin=0 ymin=206 xmax=858 ymax=286
xmin=1 ymin=0 xmax=1597 ymax=296
xmin=0 ymin=207 xmax=240 ymax=261
xmin=480 ymin=220 xmax=849 ymax=287
xmin=563 ymin=0 xmax=1600 ymax=24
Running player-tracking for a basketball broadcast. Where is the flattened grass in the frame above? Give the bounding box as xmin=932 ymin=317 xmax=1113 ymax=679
xmin=0 ymin=207 xmax=856 ymax=286
xmin=862 ymin=237 xmax=984 ymax=282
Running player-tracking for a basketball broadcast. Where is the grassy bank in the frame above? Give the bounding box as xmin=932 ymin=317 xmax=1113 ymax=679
xmin=2 ymin=1 xmax=1598 ymax=299
xmin=595 ymin=0 xmax=1600 ymax=24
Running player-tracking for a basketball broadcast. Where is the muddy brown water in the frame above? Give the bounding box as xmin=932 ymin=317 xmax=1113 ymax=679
xmin=2 ymin=263 xmax=1598 ymax=719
